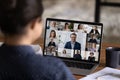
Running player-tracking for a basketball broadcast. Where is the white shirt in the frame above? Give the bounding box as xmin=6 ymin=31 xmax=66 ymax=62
xmin=71 ymin=42 xmax=75 ymax=49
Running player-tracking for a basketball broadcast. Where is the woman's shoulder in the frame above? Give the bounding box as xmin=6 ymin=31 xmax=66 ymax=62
xmin=31 ymin=55 xmax=68 ymax=75
xmin=32 ymin=55 xmax=64 ymax=68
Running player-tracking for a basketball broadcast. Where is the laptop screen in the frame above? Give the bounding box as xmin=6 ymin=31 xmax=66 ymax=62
xmin=44 ymin=18 xmax=103 ymax=62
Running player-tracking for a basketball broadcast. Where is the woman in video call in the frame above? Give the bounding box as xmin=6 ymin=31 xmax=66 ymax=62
xmin=46 ymin=46 xmax=56 ymax=56
xmin=88 ymin=52 xmax=95 ymax=62
xmin=0 ymin=0 xmax=75 ymax=80
xmin=74 ymin=50 xmax=82 ymax=60
xmin=89 ymin=35 xmax=98 ymax=44
xmin=64 ymin=23 xmax=70 ymax=31
xmin=48 ymin=30 xmax=58 ymax=46
xmin=62 ymin=49 xmax=67 ymax=57
xmin=49 ymin=30 xmax=56 ymax=39
xmin=48 ymin=38 xmax=56 ymax=47
xmin=77 ymin=24 xmax=87 ymax=33
xmin=89 ymin=26 xmax=99 ymax=35
xmin=88 ymin=34 xmax=98 ymax=52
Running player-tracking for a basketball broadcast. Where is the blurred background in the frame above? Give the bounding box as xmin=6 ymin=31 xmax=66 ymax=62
xmin=42 ymin=0 xmax=120 ymax=43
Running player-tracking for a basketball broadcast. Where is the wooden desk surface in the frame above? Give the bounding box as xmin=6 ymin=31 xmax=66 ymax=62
xmin=1 ymin=37 xmax=120 ymax=80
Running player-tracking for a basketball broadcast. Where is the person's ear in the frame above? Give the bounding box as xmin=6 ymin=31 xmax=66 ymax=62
xmin=30 ymin=18 xmax=42 ymax=30
xmin=30 ymin=19 xmax=36 ymax=30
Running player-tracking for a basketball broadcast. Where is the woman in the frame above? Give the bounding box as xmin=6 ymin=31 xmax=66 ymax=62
xmin=49 ymin=30 xmax=56 ymax=39
xmin=48 ymin=38 xmax=56 ymax=47
xmin=64 ymin=23 xmax=70 ymax=31
xmin=88 ymin=34 xmax=97 ymax=52
xmin=88 ymin=52 xmax=95 ymax=62
xmin=49 ymin=30 xmax=58 ymax=46
xmin=62 ymin=49 xmax=67 ymax=57
xmin=89 ymin=26 xmax=99 ymax=35
xmin=89 ymin=35 xmax=98 ymax=44
xmin=74 ymin=50 xmax=82 ymax=60
xmin=77 ymin=24 xmax=87 ymax=33
xmin=0 ymin=0 xmax=75 ymax=80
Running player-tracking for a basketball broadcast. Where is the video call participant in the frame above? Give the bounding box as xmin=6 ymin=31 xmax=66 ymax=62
xmin=88 ymin=52 xmax=95 ymax=62
xmin=89 ymin=35 xmax=98 ymax=44
xmin=46 ymin=46 xmax=56 ymax=56
xmin=77 ymin=24 xmax=87 ymax=33
xmin=46 ymin=47 xmax=54 ymax=56
xmin=0 ymin=0 xmax=75 ymax=80
xmin=62 ymin=49 xmax=67 ymax=57
xmin=64 ymin=23 xmax=70 ymax=31
xmin=88 ymin=35 xmax=98 ymax=52
xmin=49 ymin=30 xmax=56 ymax=39
xmin=50 ymin=21 xmax=57 ymax=30
xmin=64 ymin=33 xmax=81 ymax=50
xmin=74 ymin=50 xmax=82 ymax=60
xmin=48 ymin=38 xmax=56 ymax=47
xmin=89 ymin=26 xmax=99 ymax=35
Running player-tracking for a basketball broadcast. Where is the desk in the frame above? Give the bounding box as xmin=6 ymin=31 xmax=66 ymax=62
xmin=0 ymin=37 xmax=120 ymax=80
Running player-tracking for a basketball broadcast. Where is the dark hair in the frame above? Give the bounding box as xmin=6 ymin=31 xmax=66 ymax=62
xmin=64 ymin=23 xmax=69 ymax=29
xmin=90 ymin=52 xmax=94 ymax=55
xmin=78 ymin=24 xmax=82 ymax=29
xmin=63 ymin=50 xmax=66 ymax=54
xmin=49 ymin=30 xmax=56 ymax=38
xmin=0 ymin=0 xmax=43 ymax=35
xmin=70 ymin=33 xmax=77 ymax=37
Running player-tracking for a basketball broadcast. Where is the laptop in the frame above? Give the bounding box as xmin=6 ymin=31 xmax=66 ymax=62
xmin=43 ymin=18 xmax=103 ymax=75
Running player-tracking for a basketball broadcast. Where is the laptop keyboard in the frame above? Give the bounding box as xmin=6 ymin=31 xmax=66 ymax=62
xmin=63 ymin=61 xmax=95 ymax=70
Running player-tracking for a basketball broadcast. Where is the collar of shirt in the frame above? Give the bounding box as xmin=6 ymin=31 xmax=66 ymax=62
xmin=71 ymin=41 xmax=75 ymax=44
xmin=71 ymin=42 xmax=75 ymax=49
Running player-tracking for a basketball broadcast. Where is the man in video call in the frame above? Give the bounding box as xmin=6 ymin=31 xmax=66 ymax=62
xmin=64 ymin=33 xmax=81 ymax=50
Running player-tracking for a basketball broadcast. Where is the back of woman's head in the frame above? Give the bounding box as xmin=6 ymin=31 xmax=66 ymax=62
xmin=0 ymin=0 xmax=43 ymax=35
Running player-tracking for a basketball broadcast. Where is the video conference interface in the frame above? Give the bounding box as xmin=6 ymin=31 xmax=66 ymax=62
xmin=44 ymin=20 xmax=102 ymax=62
